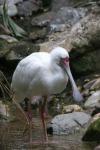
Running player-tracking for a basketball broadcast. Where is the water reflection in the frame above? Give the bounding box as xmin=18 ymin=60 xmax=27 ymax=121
xmin=0 ymin=116 xmax=97 ymax=150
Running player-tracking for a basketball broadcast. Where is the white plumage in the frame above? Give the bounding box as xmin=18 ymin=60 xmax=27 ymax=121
xmin=11 ymin=46 xmax=83 ymax=142
xmin=11 ymin=47 xmax=69 ymax=102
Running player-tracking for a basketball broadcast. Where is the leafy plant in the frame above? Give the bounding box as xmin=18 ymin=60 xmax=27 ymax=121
xmin=0 ymin=71 xmax=11 ymax=99
xmin=2 ymin=0 xmax=27 ymax=38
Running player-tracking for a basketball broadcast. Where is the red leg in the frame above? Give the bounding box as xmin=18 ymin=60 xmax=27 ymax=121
xmin=25 ymin=99 xmax=33 ymax=143
xmin=22 ymin=99 xmax=33 ymax=137
xmin=39 ymin=96 xmax=48 ymax=142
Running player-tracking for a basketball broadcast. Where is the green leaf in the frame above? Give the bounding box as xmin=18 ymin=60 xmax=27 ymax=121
xmin=8 ymin=17 xmax=27 ymax=37
xmin=2 ymin=0 xmax=27 ymax=38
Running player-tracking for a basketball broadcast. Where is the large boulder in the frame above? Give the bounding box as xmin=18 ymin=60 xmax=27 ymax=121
xmin=39 ymin=7 xmax=100 ymax=75
xmin=0 ymin=0 xmax=23 ymax=5
xmin=0 ymin=40 xmax=39 ymax=78
xmin=6 ymin=41 xmax=39 ymax=60
xmin=47 ymin=112 xmax=91 ymax=135
xmin=51 ymin=0 xmax=89 ymax=11
xmin=0 ymin=40 xmax=39 ymax=60
xmin=31 ymin=7 xmax=87 ymax=30
xmin=50 ymin=7 xmax=87 ymax=31
xmin=31 ymin=11 xmax=55 ymax=27
xmin=0 ymin=4 xmax=18 ymax=16
xmin=69 ymin=8 xmax=100 ymax=75
xmin=0 ymin=0 xmax=22 ymax=16
xmin=0 ymin=0 xmax=43 ymax=16
xmin=17 ymin=0 xmax=43 ymax=16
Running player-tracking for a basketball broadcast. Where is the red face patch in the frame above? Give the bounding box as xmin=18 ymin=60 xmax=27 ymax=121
xmin=62 ymin=57 xmax=69 ymax=65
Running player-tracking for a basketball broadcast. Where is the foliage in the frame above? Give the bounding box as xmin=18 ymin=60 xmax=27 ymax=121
xmin=2 ymin=0 xmax=27 ymax=38
xmin=0 ymin=71 xmax=11 ymax=99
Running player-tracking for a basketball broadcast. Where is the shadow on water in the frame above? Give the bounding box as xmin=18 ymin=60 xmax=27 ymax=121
xmin=0 ymin=116 xmax=97 ymax=150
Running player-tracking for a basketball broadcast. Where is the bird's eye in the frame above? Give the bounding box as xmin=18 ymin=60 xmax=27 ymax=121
xmin=60 ymin=57 xmax=69 ymax=66
xmin=61 ymin=57 xmax=69 ymax=63
xmin=65 ymin=57 xmax=69 ymax=62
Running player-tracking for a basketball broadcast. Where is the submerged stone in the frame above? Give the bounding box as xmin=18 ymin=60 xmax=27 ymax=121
xmin=47 ymin=112 xmax=91 ymax=135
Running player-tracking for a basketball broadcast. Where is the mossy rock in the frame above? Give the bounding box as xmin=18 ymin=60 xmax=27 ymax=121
xmin=0 ymin=40 xmax=10 ymax=57
xmin=82 ymin=117 xmax=100 ymax=141
xmin=70 ymin=50 xmax=100 ymax=76
xmin=6 ymin=41 xmax=40 ymax=60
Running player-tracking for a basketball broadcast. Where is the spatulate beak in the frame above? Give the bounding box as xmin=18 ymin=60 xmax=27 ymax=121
xmin=64 ymin=64 xmax=83 ymax=102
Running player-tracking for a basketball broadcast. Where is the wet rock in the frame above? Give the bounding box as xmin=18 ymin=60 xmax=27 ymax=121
xmin=94 ymin=145 xmax=100 ymax=150
xmin=41 ymin=26 xmax=100 ymax=75
xmin=84 ymin=91 xmax=100 ymax=108
xmin=39 ymin=6 xmax=100 ymax=76
xmin=84 ymin=77 xmax=100 ymax=90
xmin=50 ymin=24 xmax=66 ymax=32
xmin=47 ymin=112 xmax=91 ymax=135
xmin=52 ymin=0 xmax=94 ymax=11
xmin=90 ymin=78 xmax=100 ymax=90
xmin=84 ymin=79 xmax=99 ymax=90
xmin=82 ymin=89 xmax=90 ymax=98
xmin=82 ymin=113 xmax=100 ymax=141
xmin=91 ymin=106 xmax=100 ymax=117
xmin=32 ymin=7 xmax=87 ymax=31
xmin=70 ymin=50 xmax=100 ymax=75
xmin=0 ymin=0 xmax=42 ymax=16
xmin=50 ymin=7 xmax=87 ymax=31
xmin=29 ymin=27 xmax=48 ymax=41
xmin=31 ymin=11 xmax=55 ymax=27
xmin=5 ymin=41 xmax=39 ymax=60
xmin=62 ymin=104 xmax=83 ymax=113
xmin=0 ymin=35 xmax=18 ymax=43
xmin=51 ymin=0 xmax=70 ymax=11
xmin=82 ymin=77 xmax=100 ymax=98
xmin=0 ymin=24 xmax=11 ymax=35
xmin=0 ymin=40 xmax=10 ymax=58
xmin=51 ymin=0 xmax=88 ymax=11
xmin=0 ymin=0 xmax=23 ymax=16
xmin=17 ymin=0 xmax=43 ymax=16
xmin=69 ymin=10 xmax=100 ymax=75
xmin=0 ymin=0 xmax=23 ymax=5
xmin=0 ymin=4 xmax=18 ymax=16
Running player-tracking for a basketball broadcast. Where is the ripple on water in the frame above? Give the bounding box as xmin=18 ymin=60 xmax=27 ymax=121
xmin=0 ymin=117 xmax=97 ymax=150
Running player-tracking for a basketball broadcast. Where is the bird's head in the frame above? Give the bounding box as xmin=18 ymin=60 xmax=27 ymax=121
xmin=51 ymin=47 xmax=83 ymax=102
xmin=50 ymin=47 xmax=69 ymax=65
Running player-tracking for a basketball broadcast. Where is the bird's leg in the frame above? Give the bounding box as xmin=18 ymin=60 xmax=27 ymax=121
xmin=23 ymin=99 xmax=36 ymax=144
xmin=27 ymin=100 xmax=33 ymax=143
xmin=39 ymin=96 xmax=48 ymax=142
xmin=22 ymin=98 xmax=32 ymax=135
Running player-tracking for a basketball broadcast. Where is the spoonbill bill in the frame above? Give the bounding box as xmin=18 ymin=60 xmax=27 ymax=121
xmin=11 ymin=46 xmax=83 ymax=143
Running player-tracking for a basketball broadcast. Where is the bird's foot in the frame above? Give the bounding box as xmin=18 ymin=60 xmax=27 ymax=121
xmin=24 ymin=140 xmax=48 ymax=146
xmin=24 ymin=139 xmax=59 ymax=146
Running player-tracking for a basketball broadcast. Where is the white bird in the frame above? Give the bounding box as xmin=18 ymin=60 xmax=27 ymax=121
xmin=11 ymin=46 xmax=83 ymax=143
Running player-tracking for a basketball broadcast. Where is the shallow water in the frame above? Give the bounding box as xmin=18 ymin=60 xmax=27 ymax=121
xmin=0 ymin=114 xmax=97 ymax=150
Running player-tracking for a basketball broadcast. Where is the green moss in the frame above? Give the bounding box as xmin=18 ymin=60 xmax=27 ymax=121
xmin=0 ymin=40 xmax=8 ymax=50
xmin=82 ymin=118 xmax=100 ymax=141
xmin=90 ymin=119 xmax=100 ymax=132
xmin=71 ymin=50 xmax=100 ymax=75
